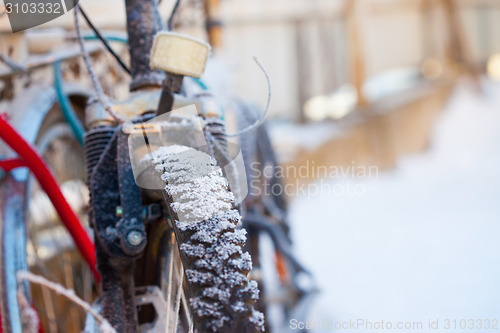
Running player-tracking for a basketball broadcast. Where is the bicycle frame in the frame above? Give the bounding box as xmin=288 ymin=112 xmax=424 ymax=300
xmin=125 ymin=0 xmax=165 ymax=90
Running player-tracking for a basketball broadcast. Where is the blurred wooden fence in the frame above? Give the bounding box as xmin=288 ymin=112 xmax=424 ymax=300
xmin=2 ymin=0 xmax=499 ymax=119
xmin=221 ymin=0 xmax=500 ymax=119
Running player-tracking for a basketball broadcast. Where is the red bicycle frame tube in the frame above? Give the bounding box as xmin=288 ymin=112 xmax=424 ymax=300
xmin=0 ymin=158 xmax=25 ymax=172
xmin=0 ymin=115 xmax=99 ymax=281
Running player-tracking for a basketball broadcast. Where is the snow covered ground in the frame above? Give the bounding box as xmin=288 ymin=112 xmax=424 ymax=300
xmin=288 ymin=80 xmax=500 ymax=332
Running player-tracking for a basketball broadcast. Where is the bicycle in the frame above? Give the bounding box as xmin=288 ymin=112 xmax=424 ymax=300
xmin=0 ymin=0 xmax=315 ymax=332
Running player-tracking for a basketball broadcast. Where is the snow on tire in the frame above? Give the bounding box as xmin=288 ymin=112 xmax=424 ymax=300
xmin=151 ymin=145 xmax=264 ymax=333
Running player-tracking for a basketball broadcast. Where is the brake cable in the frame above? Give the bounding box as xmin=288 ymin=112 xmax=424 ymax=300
xmin=74 ymin=4 xmax=124 ymax=123
xmin=78 ymin=6 xmax=131 ymax=75
xmin=167 ymin=0 xmax=182 ymax=30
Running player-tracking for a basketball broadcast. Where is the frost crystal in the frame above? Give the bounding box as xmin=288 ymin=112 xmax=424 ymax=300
xmin=151 ymin=145 xmax=234 ymax=225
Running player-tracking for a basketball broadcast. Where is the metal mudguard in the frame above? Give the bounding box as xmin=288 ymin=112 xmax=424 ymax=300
xmin=0 ymin=175 xmax=28 ymax=332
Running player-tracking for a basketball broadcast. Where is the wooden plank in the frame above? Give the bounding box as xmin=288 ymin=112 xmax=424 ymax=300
xmin=205 ymin=0 xmax=223 ymax=49
xmin=366 ymin=0 xmax=424 ymax=16
xmin=346 ymin=0 xmax=368 ymax=107
xmin=441 ymin=0 xmax=480 ymax=79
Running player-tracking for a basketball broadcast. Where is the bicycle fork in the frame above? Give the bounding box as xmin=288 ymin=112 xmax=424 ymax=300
xmin=85 ymin=126 xmax=147 ymax=332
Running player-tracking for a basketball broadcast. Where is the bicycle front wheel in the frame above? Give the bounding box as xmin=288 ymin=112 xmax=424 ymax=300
xmin=150 ymin=145 xmax=265 ymax=333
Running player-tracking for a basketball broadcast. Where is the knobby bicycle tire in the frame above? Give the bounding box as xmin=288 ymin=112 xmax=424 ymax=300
xmin=150 ymin=145 xmax=264 ymax=333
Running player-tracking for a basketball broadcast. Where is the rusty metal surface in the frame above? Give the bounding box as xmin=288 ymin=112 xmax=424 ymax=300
xmin=85 ymin=89 xmax=209 ymax=128
xmin=85 ymin=90 xmax=160 ymax=127
xmin=86 ymin=124 xmax=149 ymax=332
xmin=125 ymin=0 xmax=165 ymax=91
xmin=0 ymin=44 xmax=103 ymax=79
xmin=156 ymin=74 xmax=183 ymax=116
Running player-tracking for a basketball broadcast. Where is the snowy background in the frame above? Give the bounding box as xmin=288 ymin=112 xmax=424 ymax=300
xmin=288 ymin=81 xmax=500 ymax=332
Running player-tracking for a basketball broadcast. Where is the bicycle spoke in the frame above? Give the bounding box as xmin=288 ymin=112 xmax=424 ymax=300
xmin=181 ymin=282 xmax=193 ymax=331
xmin=31 ymin=297 xmax=65 ymax=333
xmin=40 ymin=284 xmax=58 ymax=333
xmin=165 ymin=231 xmax=176 ymax=332
xmin=62 ymin=251 xmax=81 ymax=330
xmin=28 ymin=235 xmax=59 ymax=282
xmin=82 ymin=263 xmax=93 ymax=303
xmin=173 ymin=260 xmax=184 ymax=332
